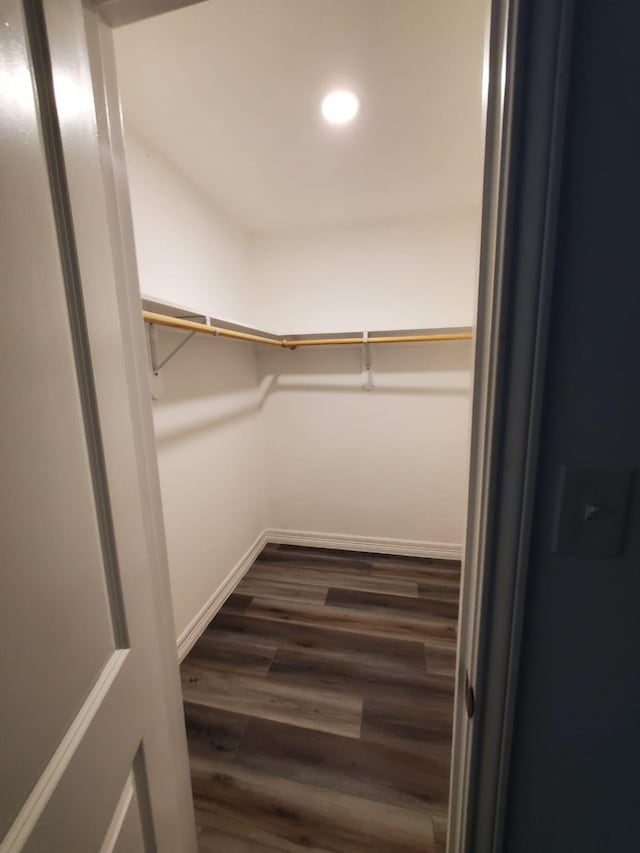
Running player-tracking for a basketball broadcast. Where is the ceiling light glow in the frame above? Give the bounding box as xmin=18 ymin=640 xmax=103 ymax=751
xmin=321 ymin=90 xmax=359 ymax=125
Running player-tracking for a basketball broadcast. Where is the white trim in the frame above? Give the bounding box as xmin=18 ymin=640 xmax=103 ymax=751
xmin=447 ymin=0 xmax=516 ymax=847
xmin=176 ymin=531 xmax=268 ymax=662
xmin=266 ymin=528 xmax=462 ymax=561
xmin=85 ymin=12 xmax=198 ymax=846
xmin=175 ymin=527 xmax=462 ymax=662
xmin=99 ymin=772 xmax=134 ymax=853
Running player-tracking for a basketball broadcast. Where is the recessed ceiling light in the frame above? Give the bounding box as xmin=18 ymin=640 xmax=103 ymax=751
xmin=321 ymin=90 xmax=359 ymax=125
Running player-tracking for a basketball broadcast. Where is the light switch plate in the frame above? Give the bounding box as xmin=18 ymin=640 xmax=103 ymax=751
xmin=553 ymin=467 xmax=633 ymax=558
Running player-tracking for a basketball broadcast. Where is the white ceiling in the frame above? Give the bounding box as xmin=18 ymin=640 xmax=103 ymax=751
xmin=114 ymin=0 xmax=487 ymax=233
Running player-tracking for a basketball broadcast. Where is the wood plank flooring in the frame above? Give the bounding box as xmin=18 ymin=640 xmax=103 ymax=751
xmin=180 ymin=544 xmax=460 ymax=853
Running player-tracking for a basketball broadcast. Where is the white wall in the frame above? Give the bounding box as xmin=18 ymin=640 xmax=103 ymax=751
xmin=125 ymin=129 xmax=479 ymax=338
xmin=125 ymin=128 xmax=257 ymax=326
xmin=124 ymin=125 xmax=268 ymax=641
xmin=258 ymin=341 xmax=472 ymax=548
xmin=151 ymin=333 xmax=268 ymax=640
xmin=252 ymin=212 xmax=480 ymax=334
xmin=252 ymin=214 xmax=477 ymax=550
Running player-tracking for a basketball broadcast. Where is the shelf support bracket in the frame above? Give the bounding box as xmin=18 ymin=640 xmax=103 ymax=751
xmin=149 ymin=324 xmax=197 ymax=375
xmin=362 ymin=331 xmax=374 ymax=390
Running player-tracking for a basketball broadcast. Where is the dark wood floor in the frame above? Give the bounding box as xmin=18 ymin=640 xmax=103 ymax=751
xmin=180 ymin=544 xmax=460 ymax=853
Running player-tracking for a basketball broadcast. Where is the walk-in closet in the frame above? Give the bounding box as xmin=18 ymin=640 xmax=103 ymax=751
xmin=113 ymin=2 xmax=487 ymax=849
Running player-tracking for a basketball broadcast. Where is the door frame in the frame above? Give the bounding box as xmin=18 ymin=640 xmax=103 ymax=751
xmin=85 ymin=0 xmax=576 ymax=850
xmin=74 ymin=18 xmax=198 ymax=841
xmin=449 ymin=0 xmax=576 ymax=850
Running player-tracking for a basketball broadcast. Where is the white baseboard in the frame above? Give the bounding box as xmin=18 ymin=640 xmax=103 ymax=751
xmin=265 ymin=528 xmax=463 ymax=561
xmin=176 ymin=527 xmax=462 ymax=660
xmin=176 ymin=530 xmax=267 ymax=662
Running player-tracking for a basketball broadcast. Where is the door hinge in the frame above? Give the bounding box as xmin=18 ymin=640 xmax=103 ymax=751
xmin=465 ymin=671 xmax=476 ymax=719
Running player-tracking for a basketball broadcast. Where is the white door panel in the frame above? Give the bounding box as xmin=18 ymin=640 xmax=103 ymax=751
xmin=1 ymin=0 xmax=118 ymax=836
xmin=0 ymin=1 xmax=196 ymax=849
xmin=18 ymin=652 xmax=138 ymax=851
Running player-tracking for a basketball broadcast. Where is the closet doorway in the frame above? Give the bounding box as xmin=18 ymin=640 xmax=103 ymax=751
xmin=95 ymin=0 xmax=497 ymax=850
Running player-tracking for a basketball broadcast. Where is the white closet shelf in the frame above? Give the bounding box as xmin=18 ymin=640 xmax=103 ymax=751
xmin=141 ymin=297 xmax=473 ymax=350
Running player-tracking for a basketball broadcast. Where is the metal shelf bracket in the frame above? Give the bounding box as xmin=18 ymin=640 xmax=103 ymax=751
xmin=362 ymin=331 xmax=374 ymax=390
xmin=148 ymin=323 xmax=197 ymax=375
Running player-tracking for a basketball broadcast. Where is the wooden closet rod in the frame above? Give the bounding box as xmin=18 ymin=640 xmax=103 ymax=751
xmin=285 ymin=332 xmax=472 ymax=347
xmin=142 ymin=310 xmax=472 ymax=347
xmin=143 ymin=310 xmax=282 ymax=346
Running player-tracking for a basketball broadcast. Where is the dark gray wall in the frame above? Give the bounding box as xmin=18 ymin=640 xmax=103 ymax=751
xmin=504 ymin=2 xmax=640 ymax=851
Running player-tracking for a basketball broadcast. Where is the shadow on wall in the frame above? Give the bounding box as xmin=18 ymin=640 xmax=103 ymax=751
xmin=152 ymin=333 xmax=272 ymax=444
xmin=154 ymin=373 xmax=276 ymax=445
xmin=258 ymin=338 xmax=472 ymax=395
xmin=150 ymin=333 xmax=260 ymax=403
xmin=261 ymin=338 xmax=472 ymax=376
xmin=152 ymin=335 xmax=472 ymax=444
xmin=266 ymin=383 xmax=467 ymax=396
